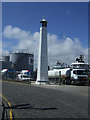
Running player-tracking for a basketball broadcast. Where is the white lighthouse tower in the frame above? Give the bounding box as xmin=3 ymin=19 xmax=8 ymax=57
xmin=36 ymin=17 xmax=49 ymax=84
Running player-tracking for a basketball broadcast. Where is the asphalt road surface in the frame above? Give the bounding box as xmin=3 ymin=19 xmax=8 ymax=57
xmin=1 ymin=80 xmax=89 ymax=119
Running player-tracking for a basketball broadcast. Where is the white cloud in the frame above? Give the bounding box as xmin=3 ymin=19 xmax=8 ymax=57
xmin=3 ymin=25 xmax=31 ymax=40
xmin=48 ymin=34 xmax=88 ymax=68
xmin=0 ymin=40 xmax=9 ymax=59
xmin=3 ymin=25 xmax=88 ymax=69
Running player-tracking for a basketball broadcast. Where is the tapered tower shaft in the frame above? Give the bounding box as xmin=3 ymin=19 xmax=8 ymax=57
xmin=36 ymin=18 xmax=49 ymax=84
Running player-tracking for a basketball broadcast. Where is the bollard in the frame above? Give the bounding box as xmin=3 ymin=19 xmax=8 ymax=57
xmin=28 ymin=72 xmax=31 ymax=84
xmin=59 ymin=71 xmax=61 ymax=85
xmin=29 ymin=78 xmax=31 ymax=84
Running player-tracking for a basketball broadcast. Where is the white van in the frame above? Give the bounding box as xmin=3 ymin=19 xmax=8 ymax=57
xmin=17 ymin=74 xmax=30 ymax=81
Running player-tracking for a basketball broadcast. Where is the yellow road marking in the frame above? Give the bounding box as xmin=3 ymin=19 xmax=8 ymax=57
xmin=0 ymin=94 xmax=13 ymax=120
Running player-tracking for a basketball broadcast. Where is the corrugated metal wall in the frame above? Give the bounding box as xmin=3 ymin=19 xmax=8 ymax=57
xmin=10 ymin=52 xmax=34 ymax=71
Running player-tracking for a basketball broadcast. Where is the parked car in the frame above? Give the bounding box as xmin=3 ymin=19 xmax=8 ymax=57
xmin=17 ymin=74 xmax=30 ymax=81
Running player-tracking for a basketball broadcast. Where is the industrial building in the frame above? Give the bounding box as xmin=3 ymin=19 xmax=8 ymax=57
xmin=0 ymin=49 xmax=34 ymax=71
xmin=0 ymin=55 xmax=12 ymax=70
xmin=10 ymin=50 xmax=34 ymax=71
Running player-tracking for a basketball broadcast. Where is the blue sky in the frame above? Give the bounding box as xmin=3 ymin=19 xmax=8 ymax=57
xmin=3 ymin=2 xmax=88 ymax=47
xmin=2 ymin=2 xmax=88 ymax=67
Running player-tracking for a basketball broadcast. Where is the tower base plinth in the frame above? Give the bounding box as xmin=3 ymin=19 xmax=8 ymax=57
xmin=35 ymin=80 xmax=49 ymax=85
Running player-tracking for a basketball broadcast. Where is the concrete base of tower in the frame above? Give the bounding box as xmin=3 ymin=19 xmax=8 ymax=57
xmin=35 ymin=80 xmax=50 ymax=85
